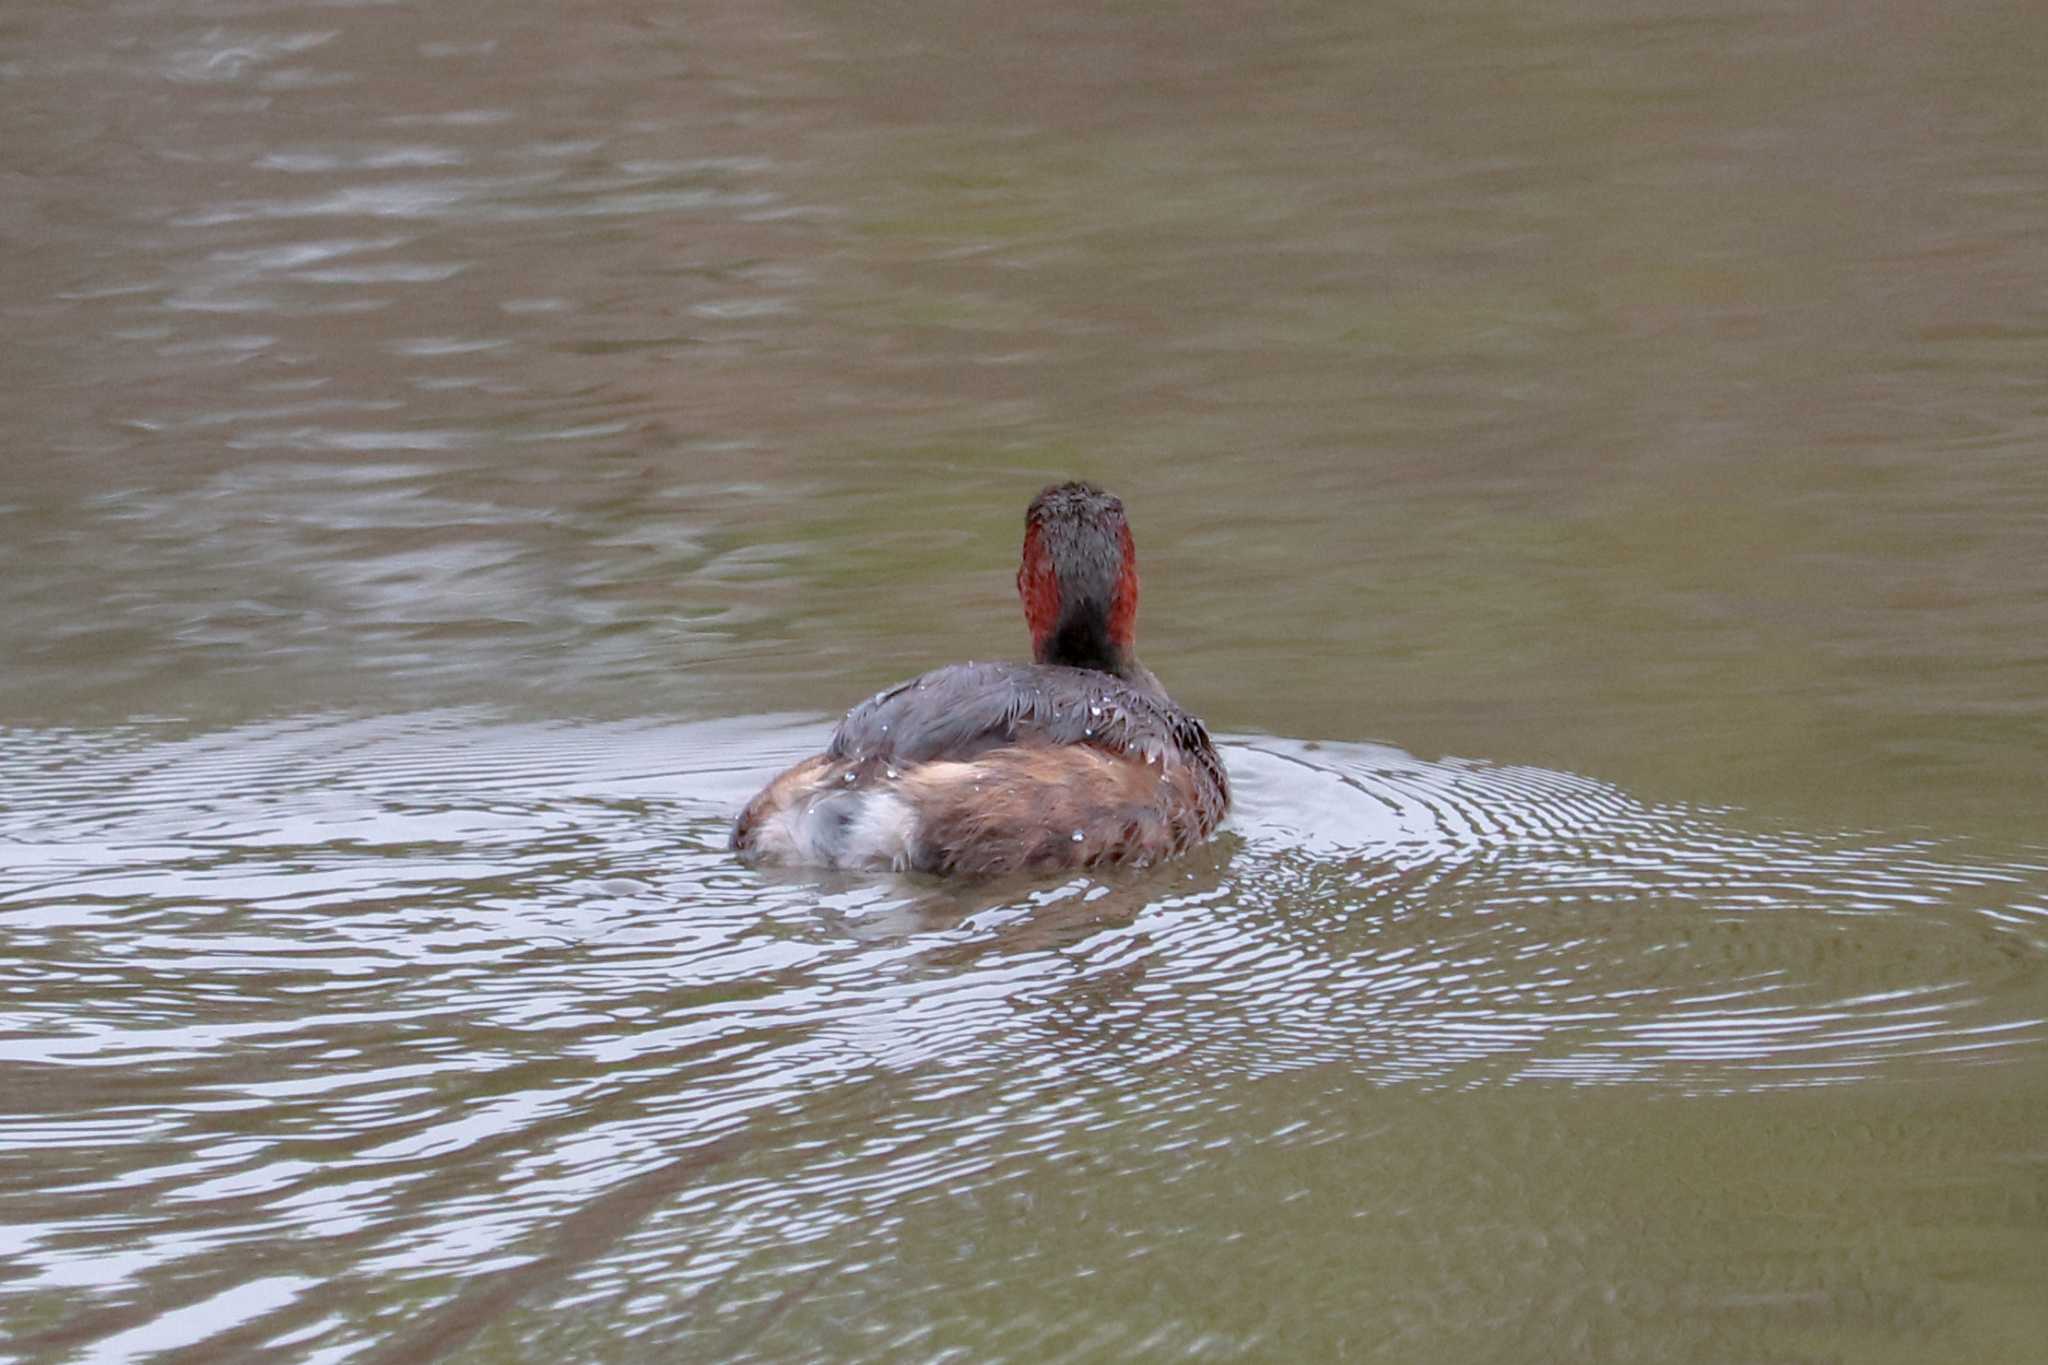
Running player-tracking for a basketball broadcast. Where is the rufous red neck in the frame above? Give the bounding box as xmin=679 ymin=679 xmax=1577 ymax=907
xmin=1019 ymin=521 xmax=1140 ymax=676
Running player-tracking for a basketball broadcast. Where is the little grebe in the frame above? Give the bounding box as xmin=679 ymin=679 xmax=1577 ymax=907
xmin=732 ymin=482 xmax=1229 ymax=875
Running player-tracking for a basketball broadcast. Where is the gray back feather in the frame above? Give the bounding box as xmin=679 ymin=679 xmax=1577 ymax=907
xmin=827 ymin=661 xmax=1212 ymax=773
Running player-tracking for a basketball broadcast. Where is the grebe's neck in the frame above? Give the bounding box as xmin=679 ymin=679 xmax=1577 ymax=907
xmin=1034 ymin=610 xmax=1142 ymax=680
xmin=1018 ymin=482 xmax=1144 ymax=682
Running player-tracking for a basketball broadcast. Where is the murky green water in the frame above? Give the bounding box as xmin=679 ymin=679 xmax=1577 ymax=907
xmin=3 ymin=0 xmax=2045 ymax=1360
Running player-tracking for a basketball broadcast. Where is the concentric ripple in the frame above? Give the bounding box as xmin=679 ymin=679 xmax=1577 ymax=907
xmin=2 ymin=715 xmax=2044 ymax=1358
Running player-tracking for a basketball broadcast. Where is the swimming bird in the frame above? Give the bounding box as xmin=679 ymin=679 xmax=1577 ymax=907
xmin=732 ymin=482 xmax=1228 ymax=875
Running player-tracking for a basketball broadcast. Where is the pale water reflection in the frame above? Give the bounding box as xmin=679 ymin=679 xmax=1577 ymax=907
xmin=3 ymin=717 xmax=2045 ymax=1358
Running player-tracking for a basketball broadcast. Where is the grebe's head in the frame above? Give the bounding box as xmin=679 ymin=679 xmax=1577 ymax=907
xmin=1018 ymin=481 xmax=1139 ymax=676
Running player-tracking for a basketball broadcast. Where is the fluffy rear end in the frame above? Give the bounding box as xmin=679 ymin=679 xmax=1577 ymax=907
xmin=732 ymin=745 xmax=1220 ymax=876
xmin=731 ymin=756 xmax=919 ymax=871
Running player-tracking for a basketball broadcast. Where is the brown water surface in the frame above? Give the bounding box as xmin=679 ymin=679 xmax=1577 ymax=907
xmin=3 ymin=0 xmax=2046 ymax=1360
